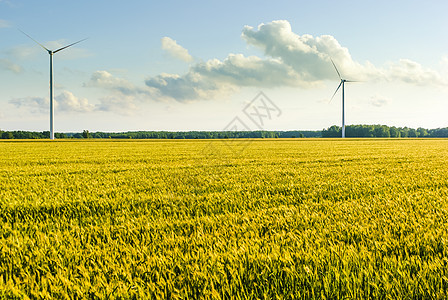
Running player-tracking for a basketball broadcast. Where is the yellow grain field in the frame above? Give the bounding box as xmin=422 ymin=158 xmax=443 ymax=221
xmin=1 ymin=139 xmax=448 ymax=298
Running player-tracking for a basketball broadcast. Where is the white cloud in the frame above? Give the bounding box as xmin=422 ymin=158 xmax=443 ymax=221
xmin=241 ymin=20 xmax=445 ymax=85
xmin=9 ymin=91 xmax=93 ymax=113
xmin=78 ymin=20 xmax=448 ymax=107
xmin=56 ymin=91 xmax=94 ymax=112
xmin=0 ymin=58 xmax=23 ymax=73
xmin=85 ymin=70 xmax=150 ymax=95
xmin=95 ymin=96 xmax=138 ymax=115
xmin=192 ymin=54 xmax=301 ymax=87
xmin=369 ymin=95 xmax=390 ymax=107
xmin=161 ymin=37 xmax=193 ymax=62
xmin=9 ymin=38 xmax=90 ymax=60
xmin=145 ymin=53 xmax=303 ymax=101
xmin=241 ymin=20 xmax=378 ymax=81
xmin=442 ymin=56 xmax=448 ymax=66
xmin=10 ymin=96 xmax=48 ymax=113
xmin=6 ymin=44 xmax=40 ymax=59
xmin=145 ymin=20 xmax=446 ymax=102
xmin=85 ymin=71 xmax=152 ymax=114
xmin=386 ymin=59 xmax=445 ymax=85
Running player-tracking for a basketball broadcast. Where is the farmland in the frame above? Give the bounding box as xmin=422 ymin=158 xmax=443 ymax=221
xmin=1 ymin=139 xmax=448 ymax=298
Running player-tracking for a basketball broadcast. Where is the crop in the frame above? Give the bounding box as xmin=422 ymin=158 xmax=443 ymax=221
xmin=1 ymin=139 xmax=448 ymax=299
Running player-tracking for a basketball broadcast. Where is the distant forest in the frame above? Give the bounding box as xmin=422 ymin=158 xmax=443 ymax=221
xmin=1 ymin=125 xmax=448 ymax=139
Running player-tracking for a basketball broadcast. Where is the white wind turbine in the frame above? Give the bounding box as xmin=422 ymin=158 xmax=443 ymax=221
xmin=329 ymin=58 xmax=356 ymax=138
xmin=20 ymin=30 xmax=87 ymax=140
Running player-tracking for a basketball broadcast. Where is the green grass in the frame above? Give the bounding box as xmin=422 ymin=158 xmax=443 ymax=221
xmin=1 ymin=139 xmax=448 ymax=299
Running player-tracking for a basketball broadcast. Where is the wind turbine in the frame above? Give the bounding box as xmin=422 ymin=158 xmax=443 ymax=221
xmin=20 ymin=30 xmax=87 ymax=140
xmin=329 ymin=58 xmax=356 ymax=138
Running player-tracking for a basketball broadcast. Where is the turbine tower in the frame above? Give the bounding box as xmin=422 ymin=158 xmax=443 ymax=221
xmin=330 ymin=59 xmax=356 ymax=138
xmin=20 ymin=30 xmax=87 ymax=140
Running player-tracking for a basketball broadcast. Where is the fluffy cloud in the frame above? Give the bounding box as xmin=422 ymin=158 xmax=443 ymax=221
xmin=369 ymin=95 xmax=390 ymax=107
xmin=95 ymin=96 xmax=138 ymax=115
xmin=85 ymin=71 xmax=149 ymax=95
xmin=145 ymin=54 xmax=301 ymax=101
xmin=89 ymin=20 xmax=446 ymax=104
xmin=145 ymin=20 xmax=446 ymax=102
xmin=386 ymin=59 xmax=445 ymax=85
xmin=241 ymin=20 xmax=445 ymax=85
xmin=241 ymin=20 xmax=379 ymax=81
xmin=10 ymin=91 xmax=93 ymax=113
xmin=10 ymin=96 xmax=48 ymax=113
xmin=56 ymin=91 xmax=94 ymax=112
xmin=9 ymin=38 xmax=90 ymax=60
xmin=0 ymin=58 xmax=23 ymax=73
xmin=192 ymin=54 xmax=300 ymax=87
xmin=161 ymin=37 xmax=193 ymax=62
xmin=84 ymin=71 xmax=152 ymax=113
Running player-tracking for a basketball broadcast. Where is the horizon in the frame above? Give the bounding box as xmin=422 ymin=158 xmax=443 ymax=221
xmin=2 ymin=123 xmax=447 ymax=135
xmin=1 ymin=1 xmax=447 ymax=132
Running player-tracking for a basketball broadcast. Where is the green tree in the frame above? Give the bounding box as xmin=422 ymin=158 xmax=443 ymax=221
xmin=374 ymin=125 xmax=390 ymax=138
xmin=400 ymin=127 xmax=409 ymax=138
xmin=408 ymin=128 xmax=418 ymax=138
xmin=82 ymin=130 xmax=91 ymax=139
xmin=322 ymin=125 xmax=341 ymax=137
xmin=417 ymin=127 xmax=428 ymax=137
xmin=2 ymin=131 xmax=13 ymax=139
xmin=390 ymin=127 xmax=400 ymax=138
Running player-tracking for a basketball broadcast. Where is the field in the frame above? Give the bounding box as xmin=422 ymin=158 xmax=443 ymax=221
xmin=1 ymin=139 xmax=448 ymax=299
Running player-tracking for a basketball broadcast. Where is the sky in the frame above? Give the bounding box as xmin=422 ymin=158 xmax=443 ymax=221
xmin=1 ymin=0 xmax=447 ymax=132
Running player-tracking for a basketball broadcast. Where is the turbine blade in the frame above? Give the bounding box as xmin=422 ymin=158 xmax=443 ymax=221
xmin=19 ymin=29 xmax=49 ymax=52
xmin=330 ymin=58 xmax=342 ymax=80
xmin=329 ymin=81 xmax=342 ymax=103
xmin=53 ymin=38 xmax=88 ymax=54
xmin=344 ymin=80 xmax=359 ymax=83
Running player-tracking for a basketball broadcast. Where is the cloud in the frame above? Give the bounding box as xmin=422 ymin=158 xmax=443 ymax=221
xmin=192 ymin=54 xmax=300 ymax=87
xmin=369 ymin=95 xmax=390 ymax=107
xmin=85 ymin=71 xmax=152 ymax=114
xmin=242 ymin=20 xmax=446 ymax=85
xmin=442 ymin=56 xmax=448 ymax=66
xmin=9 ymin=91 xmax=94 ymax=113
xmin=10 ymin=96 xmax=48 ymax=113
xmin=0 ymin=19 xmax=10 ymax=28
xmin=161 ymin=37 xmax=193 ymax=62
xmin=6 ymin=45 xmax=40 ymax=59
xmin=95 ymin=96 xmax=138 ymax=115
xmin=242 ymin=21 xmax=336 ymax=81
xmin=0 ymin=58 xmax=23 ymax=73
xmin=9 ymin=39 xmax=90 ymax=60
xmin=241 ymin=20 xmax=382 ymax=82
xmin=56 ymin=91 xmax=94 ymax=112
xmin=386 ymin=59 xmax=445 ymax=85
xmin=145 ymin=20 xmax=446 ymax=102
xmin=145 ymin=53 xmax=303 ymax=101
xmin=85 ymin=70 xmax=150 ymax=95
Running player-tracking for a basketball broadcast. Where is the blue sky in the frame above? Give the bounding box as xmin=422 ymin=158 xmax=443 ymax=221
xmin=1 ymin=0 xmax=447 ymax=132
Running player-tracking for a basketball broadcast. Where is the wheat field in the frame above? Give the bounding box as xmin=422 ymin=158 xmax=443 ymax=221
xmin=1 ymin=139 xmax=448 ymax=298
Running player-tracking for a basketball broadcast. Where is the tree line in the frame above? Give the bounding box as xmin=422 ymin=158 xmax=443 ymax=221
xmin=70 ymin=130 xmax=320 ymax=139
xmin=321 ymin=125 xmax=448 ymax=138
xmin=1 ymin=125 xmax=448 ymax=139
